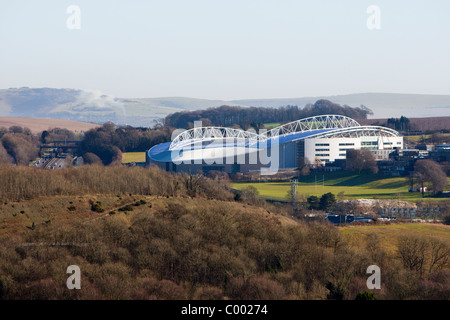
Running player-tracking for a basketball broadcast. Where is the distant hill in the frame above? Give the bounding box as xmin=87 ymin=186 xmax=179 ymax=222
xmin=0 ymin=88 xmax=239 ymax=127
xmin=1 ymin=88 xmax=449 ymax=127
xmin=232 ymin=93 xmax=450 ymax=119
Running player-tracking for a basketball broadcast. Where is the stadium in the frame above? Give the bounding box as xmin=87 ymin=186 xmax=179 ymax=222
xmin=146 ymin=115 xmax=403 ymax=174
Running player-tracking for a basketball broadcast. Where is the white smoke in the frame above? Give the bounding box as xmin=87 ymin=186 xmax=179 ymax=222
xmin=75 ymin=90 xmax=127 ymax=119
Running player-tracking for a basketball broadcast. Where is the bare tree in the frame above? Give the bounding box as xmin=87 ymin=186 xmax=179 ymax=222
xmin=414 ymin=159 xmax=448 ymax=196
xmin=397 ymin=235 xmax=428 ymax=277
xmin=428 ymin=238 xmax=450 ymax=273
xmin=346 ymin=149 xmax=378 ymax=174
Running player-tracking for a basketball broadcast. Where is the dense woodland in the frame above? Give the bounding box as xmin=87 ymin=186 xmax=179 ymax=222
xmin=164 ymin=100 xmax=374 ymax=129
xmin=0 ymin=165 xmax=449 ymax=300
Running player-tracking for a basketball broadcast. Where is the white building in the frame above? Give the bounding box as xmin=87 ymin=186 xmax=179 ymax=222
xmin=304 ymin=135 xmax=403 ymax=164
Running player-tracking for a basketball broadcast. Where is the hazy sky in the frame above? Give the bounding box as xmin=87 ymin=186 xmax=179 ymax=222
xmin=1 ymin=0 xmax=450 ymax=100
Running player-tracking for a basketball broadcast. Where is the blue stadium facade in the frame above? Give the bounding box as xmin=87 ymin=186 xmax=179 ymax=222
xmin=147 ymin=115 xmax=402 ymax=174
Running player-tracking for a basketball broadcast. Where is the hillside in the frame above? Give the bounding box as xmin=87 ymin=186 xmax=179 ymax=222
xmin=0 ymin=165 xmax=448 ymax=300
xmin=0 ymin=116 xmax=99 ymax=134
xmin=0 ymin=88 xmax=239 ymax=127
xmin=233 ymin=93 xmax=450 ymax=119
xmin=1 ymin=88 xmax=450 ymax=127
xmin=358 ymin=116 xmax=450 ymax=132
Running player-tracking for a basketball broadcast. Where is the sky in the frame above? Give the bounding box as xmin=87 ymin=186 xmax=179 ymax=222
xmin=1 ymin=0 xmax=450 ymax=100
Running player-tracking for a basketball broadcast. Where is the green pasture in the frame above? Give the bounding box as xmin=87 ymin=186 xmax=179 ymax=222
xmin=263 ymin=123 xmax=282 ymax=129
xmin=232 ymin=171 xmax=450 ymax=202
xmin=405 ymin=132 xmax=450 ymax=143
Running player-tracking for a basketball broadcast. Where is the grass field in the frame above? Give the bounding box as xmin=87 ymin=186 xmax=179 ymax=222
xmin=263 ymin=123 xmax=282 ymax=129
xmin=121 ymin=152 xmax=146 ymax=163
xmin=232 ymin=171 xmax=450 ymax=202
xmin=341 ymin=223 xmax=450 ymax=255
xmin=404 ymin=132 xmax=450 ymax=143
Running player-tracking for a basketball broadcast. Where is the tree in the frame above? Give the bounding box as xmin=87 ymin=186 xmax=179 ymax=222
xmin=1 ymin=133 xmax=39 ymax=165
xmin=83 ymin=152 xmax=103 ymax=165
xmin=397 ymin=235 xmax=428 ymax=276
xmin=428 ymin=238 xmax=450 ymax=273
xmin=387 ymin=116 xmax=411 ymax=131
xmin=414 ymin=159 xmax=448 ymax=196
xmin=346 ymin=149 xmax=378 ymax=174
xmin=0 ymin=143 xmax=13 ymax=164
xmin=319 ymin=192 xmax=336 ymax=212
xmin=240 ymin=185 xmax=260 ymax=204
xmin=443 ymin=214 xmax=450 ymax=226
xmin=307 ymin=195 xmax=320 ymax=210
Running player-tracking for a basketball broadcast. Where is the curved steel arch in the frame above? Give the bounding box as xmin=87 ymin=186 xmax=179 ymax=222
xmin=259 ymin=115 xmax=361 ymax=140
xmin=303 ymin=126 xmax=400 ymax=140
xmin=169 ymin=127 xmax=259 ymax=150
xmin=169 ymin=115 xmax=382 ymax=150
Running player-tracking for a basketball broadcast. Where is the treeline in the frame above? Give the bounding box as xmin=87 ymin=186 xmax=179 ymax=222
xmin=0 ymin=165 xmax=232 ymax=203
xmin=0 ymin=126 xmax=86 ymax=166
xmin=386 ymin=116 xmax=411 ymax=132
xmin=79 ymin=123 xmax=172 ymax=165
xmin=80 ymin=123 xmax=171 ymax=154
xmin=49 ymin=122 xmax=173 ymax=166
xmin=0 ymin=127 xmax=39 ymax=165
xmin=0 ymin=123 xmax=174 ymax=166
xmin=164 ymin=100 xmax=373 ymax=129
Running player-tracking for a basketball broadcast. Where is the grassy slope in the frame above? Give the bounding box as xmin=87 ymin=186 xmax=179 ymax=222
xmin=404 ymin=132 xmax=450 ymax=143
xmin=232 ymin=171 xmax=450 ymax=202
xmin=2 ymin=193 xmax=448 ymax=242
xmin=341 ymin=223 xmax=450 ymax=255
xmin=0 ymin=194 xmax=135 ymax=238
xmin=121 ymin=152 xmax=146 ymax=163
xmin=0 ymin=116 xmax=98 ymax=134
xmin=2 ymin=194 xmax=449 ymax=256
xmin=0 ymin=194 xmax=298 ymax=240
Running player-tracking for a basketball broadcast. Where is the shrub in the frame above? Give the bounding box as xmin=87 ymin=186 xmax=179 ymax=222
xmin=443 ymin=214 xmax=450 ymax=226
xmin=90 ymin=201 xmax=104 ymax=213
xmin=355 ymin=290 xmax=377 ymax=300
xmin=118 ymin=205 xmax=133 ymax=212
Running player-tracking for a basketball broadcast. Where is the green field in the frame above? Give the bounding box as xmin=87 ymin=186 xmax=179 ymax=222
xmin=405 ymin=132 xmax=450 ymax=143
xmin=263 ymin=123 xmax=282 ymax=129
xmin=232 ymin=171 xmax=450 ymax=202
xmin=122 ymin=152 xmax=146 ymax=163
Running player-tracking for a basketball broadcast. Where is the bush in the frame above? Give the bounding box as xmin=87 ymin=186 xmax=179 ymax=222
xmin=443 ymin=214 xmax=450 ymax=226
xmin=355 ymin=290 xmax=377 ymax=300
xmin=118 ymin=205 xmax=133 ymax=212
xmin=90 ymin=201 xmax=104 ymax=213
